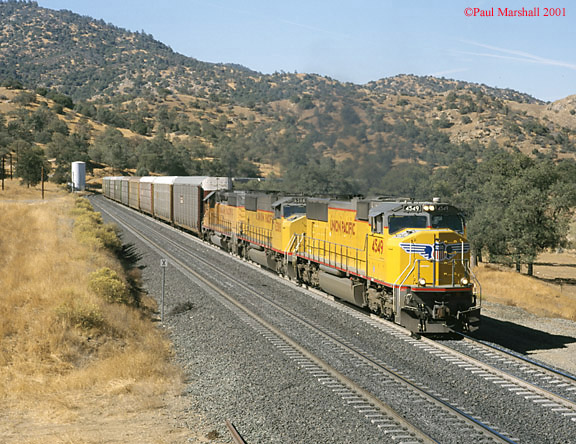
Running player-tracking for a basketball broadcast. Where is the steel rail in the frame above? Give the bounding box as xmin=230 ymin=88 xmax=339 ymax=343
xmin=427 ymin=334 xmax=576 ymax=411
xmin=94 ymin=197 xmax=519 ymax=443
xmin=457 ymin=331 xmax=576 ymax=383
xmin=365 ymin=315 xmax=576 ymax=418
xmin=94 ymin=198 xmax=437 ymax=444
xmin=226 ymin=420 xmax=247 ymax=444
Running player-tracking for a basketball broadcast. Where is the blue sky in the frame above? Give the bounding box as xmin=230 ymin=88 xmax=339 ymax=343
xmin=36 ymin=0 xmax=575 ymax=102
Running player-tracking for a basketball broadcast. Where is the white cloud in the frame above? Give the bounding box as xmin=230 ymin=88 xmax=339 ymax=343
xmin=430 ymin=67 xmax=470 ymax=77
xmin=460 ymin=40 xmax=576 ymax=70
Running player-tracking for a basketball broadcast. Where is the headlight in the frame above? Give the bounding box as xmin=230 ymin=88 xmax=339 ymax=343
xmin=418 ymin=278 xmax=427 ymax=287
xmin=423 ymin=204 xmax=435 ymax=212
xmin=460 ymin=277 xmax=469 ymax=286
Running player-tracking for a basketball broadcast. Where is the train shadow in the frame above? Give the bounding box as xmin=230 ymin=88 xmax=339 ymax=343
xmin=469 ymin=315 xmax=576 ymax=355
xmin=118 ymin=240 xmax=145 ymax=270
xmin=532 ymin=276 xmax=576 ymax=286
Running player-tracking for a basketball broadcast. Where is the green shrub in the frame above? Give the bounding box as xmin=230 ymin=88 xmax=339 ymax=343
xmin=89 ymin=267 xmax=131 ymax=304
xmin=72 ymin=199 xmax=122 ymax=253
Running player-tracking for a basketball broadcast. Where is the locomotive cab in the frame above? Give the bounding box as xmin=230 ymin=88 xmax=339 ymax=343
xmin=270 ymin=198 xmax=307 ymax=278
xmin=368 ymin=201 xmax=481 ymax=333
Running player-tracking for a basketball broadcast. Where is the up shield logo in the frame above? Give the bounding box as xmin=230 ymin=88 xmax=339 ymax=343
xmin=400 ymin=242 xmax=470 ymax=262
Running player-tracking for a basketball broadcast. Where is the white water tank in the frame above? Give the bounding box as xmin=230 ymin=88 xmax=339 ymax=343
xmin=71 ymin=161 xmax=86 ymax=191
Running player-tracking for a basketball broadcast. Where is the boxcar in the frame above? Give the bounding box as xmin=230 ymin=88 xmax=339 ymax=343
xmin=102 ymin=177 xmax=112 ymax=199
xmin=173 ymin=177 xmax=207 ymax=234
xmin=120 ymin=177 xmax=130 ymax=206
xmin=153 ymin=176 xmax=178 ymax=223
xmin=139 ymin=177 xmax=156 ymax=216
xmin=128 ymin=177 xmax=141 ymax=210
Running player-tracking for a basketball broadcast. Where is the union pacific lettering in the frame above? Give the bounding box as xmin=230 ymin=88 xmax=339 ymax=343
xmin=330 ymin=219 xmax=356 ymax=235
xmin=218 ymin=204 xmax=235 ymax=218
xmin=256 ymin=211 xmax=273 ymax=224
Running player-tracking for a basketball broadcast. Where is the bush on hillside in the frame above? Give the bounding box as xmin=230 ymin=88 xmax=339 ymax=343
xmin=88 ymin=267 xmax=132 ymax=305
xmin=72 ymin=198 xmax=122 ymax=253
xmin=56 ymin=298 xmax=105 ymax=331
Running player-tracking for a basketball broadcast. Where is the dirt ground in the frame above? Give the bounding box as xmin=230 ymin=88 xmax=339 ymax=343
xmin=0 ymin=387 xmax=230 ymax=444
xmin=532 ymin=252 xmax=576 ymax=300
xmin=475 ymin=251 xmax=576 ymax=375
xmin=3 ymin=251 xmax=576 ymax=443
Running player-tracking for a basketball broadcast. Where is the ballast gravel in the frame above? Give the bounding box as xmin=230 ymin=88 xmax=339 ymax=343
xmin=93 ymin=196 xmax=576 ymax=444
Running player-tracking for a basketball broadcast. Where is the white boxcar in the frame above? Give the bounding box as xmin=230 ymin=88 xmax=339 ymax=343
xmin=173 ymin=176 xmax=207 ymax=234
xmin=153 ymin=176 xmax=178 ymax=222
xmin=139 ymin=177 xmax=156 ymax=216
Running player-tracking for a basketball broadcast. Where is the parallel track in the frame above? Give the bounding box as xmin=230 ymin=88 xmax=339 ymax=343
xmin=459 ymin=332 xmax=576 ymax=383
xmin=93 ymin=196 xmax=523 ymax=443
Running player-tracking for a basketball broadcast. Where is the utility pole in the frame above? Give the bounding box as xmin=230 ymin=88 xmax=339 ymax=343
xmin=41 ymin=166 xmax=45 ymax=200
xmin=1 ymin=155 xmax=4 ymax=191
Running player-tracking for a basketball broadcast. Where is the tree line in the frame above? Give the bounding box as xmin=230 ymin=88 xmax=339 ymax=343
xmin=1 ymin=89 xmax=576 ymax=274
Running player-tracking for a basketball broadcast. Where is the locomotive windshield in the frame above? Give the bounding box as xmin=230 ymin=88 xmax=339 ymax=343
xmin=283 ymin=204 xmax=306 ymax=218
xmin=388 ymin=215 xmax=428 ymax=234
xmin=430 ymin=213 xmax=464 ymax=233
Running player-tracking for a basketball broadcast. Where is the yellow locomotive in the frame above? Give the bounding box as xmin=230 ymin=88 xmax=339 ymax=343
xmin=104 ymin=176 xmax=480 ymax=333
xmin=204 ymin=193 xmax=481 ymax=334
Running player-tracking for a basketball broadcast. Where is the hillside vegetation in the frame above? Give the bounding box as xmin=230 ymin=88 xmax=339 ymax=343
xmin=0 ymin=182 xmax=202 ymax=443
xmin=1 ymin=1 xmax=576 ymax=271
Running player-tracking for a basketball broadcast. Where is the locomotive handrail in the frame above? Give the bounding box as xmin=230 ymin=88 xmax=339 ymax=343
xmin=393 ymin=261 xmax=418 ymax=318
xmin=285 ymin=233 xmax=297 ymax=255
xmin=244 ymin=225 xmax=272 ymax=248
xmin=302 ymin=235 xmax=366 ymax=274
xmin=393 ymin=244 xmax=414 ymax=290
xmin=396 ymin=263 xmax=417 ymax=290
xmin=467 ymin=263 xmax=483 ymax=306
xmin=392 ymin=243 xmax=416 ymax=317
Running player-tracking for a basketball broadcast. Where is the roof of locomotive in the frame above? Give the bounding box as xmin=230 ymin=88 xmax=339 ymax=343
xmin=369 ymin=200 xmax=460 ymax=218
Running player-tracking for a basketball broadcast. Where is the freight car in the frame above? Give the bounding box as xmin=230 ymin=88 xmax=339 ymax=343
xmin=104 ymin=176 xmax=481 ymax=334
xmin=103 ymin=175 xmax=232 ymax=232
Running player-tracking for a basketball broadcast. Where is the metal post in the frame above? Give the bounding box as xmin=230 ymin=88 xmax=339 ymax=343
xmin=161 ymin=266 xmax=166 ymax=322
xmin=160 ymin=258 xmax=167 ymax=323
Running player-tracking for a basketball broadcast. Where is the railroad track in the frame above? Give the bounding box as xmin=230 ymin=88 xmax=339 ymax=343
xmin=226 ymin=420 xmax=247 ymax=444
xmin=450 ymin=333 xmax=576 ymax=409
xmin=94 ymin=198 xmax=436 ymax=443
xmin=352 ymin=313 xmax=576 ymax=425
xmin=92 ymin=198 xmax=532 ymax=443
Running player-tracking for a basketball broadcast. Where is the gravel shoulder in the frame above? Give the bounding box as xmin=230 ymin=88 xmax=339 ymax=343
xmin=38 ymin=196 xmax=572 ymax=443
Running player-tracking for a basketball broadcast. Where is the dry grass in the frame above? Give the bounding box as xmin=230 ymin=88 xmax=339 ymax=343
xmin=0 ymin=181 xmax=186 ymax=442
xmin=475 ymin=263 xmax=576 ymax=321
xmin=0 ymin=177 xmax=63 ymax=200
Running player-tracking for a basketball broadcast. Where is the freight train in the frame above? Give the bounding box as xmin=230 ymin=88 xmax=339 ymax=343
xmin=103 ymin=176 xmax=481 ymax=334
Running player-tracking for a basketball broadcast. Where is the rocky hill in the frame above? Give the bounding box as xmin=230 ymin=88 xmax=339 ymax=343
xmin=1 ymin=1 xmax=575 ymax=195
